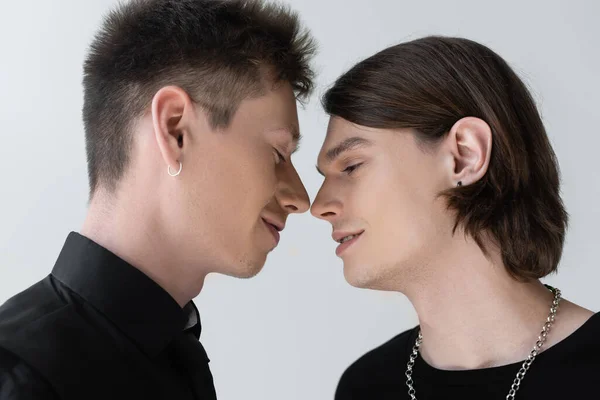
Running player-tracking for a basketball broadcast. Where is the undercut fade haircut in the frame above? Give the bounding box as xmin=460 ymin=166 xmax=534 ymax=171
xmin=83 ymin=0 xmax=316 ymax=194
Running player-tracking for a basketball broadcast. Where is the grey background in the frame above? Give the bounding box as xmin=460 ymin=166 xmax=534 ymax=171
xmin=0 ymin=1 xmax=598 ymax=399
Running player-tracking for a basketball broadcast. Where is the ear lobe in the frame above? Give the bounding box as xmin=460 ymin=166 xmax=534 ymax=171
xmin=448 ymin=117 xmax=492 ymax=186
xmin=151 ymin=86 xmax=193 ymax=173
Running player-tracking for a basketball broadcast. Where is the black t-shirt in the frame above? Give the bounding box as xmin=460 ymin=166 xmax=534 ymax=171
xmin=335 ymin=312 xmax=600 ymax=399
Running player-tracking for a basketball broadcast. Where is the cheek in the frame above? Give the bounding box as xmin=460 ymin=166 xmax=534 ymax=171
xmin=362 ymin=164 xmax=436 ymax=253
xmin=226 ymin=155 xmax=279 ymax=251
xmin=185 ymin=145 xmax=276 ymax=231
xmin=246 ymin=151 xmax=278 ymax=208
xmin=224 ymin=143 xmax=277 ymax=199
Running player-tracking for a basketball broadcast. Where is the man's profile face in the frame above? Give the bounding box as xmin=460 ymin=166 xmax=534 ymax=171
xmin=178 ymin=81 xmax=310 ymax=278
xmin=311 ymin=117 xmax=454 ymax=291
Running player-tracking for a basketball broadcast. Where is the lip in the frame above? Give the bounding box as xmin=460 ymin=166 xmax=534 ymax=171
xmin=332 ymin=230 xmax=365 ymax=243
xmin=262 ymin=218 xmax=283 ymax=246
xmin=333 ymin=230 xmax=364 ymax=256
xmin=262 ymin=215 xmax=285 ymax=232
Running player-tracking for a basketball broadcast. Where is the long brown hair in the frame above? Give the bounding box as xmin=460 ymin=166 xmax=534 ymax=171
xmin=322 ymin=36 xmax=568 ymax=281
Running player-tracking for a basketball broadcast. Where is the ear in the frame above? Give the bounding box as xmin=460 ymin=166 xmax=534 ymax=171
xmin=151 ymin=86 xmax=196 ymax=175
xmin=443 ymin=117 xmax=492 ymax=187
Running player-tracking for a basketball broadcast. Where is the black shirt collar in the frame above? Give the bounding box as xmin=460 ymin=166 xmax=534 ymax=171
xmin=51 ymin=232 xmax=200 ymax=357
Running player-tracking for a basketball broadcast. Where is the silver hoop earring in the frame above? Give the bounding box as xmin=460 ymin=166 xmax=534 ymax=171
xmin=168 ymin=162 xmax=182 ymax=177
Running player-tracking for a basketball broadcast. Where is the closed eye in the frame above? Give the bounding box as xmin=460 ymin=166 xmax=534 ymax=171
xmin=343 ymin=163 xmax=362 ymax=175
xmin=274 ymin=149 xmax=287 ymax=164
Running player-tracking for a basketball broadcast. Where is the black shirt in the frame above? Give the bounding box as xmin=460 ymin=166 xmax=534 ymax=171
xmin=0 ymin=232 xmax=216 ymax=400
xmin=336 ymin=312 xmax=600 ymax=399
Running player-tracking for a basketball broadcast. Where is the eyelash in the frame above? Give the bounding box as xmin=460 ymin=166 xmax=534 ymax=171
xmin=274 ymin=149 xmax=287 ymax=164
xmin=343 ymin=163 xmax=363 ymax=175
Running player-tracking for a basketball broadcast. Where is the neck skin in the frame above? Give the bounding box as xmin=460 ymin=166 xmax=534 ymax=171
xmin=402 ymin=231 xmax=593 ymax=370
xmin=81 ymin=179 xmax=207 ymax=309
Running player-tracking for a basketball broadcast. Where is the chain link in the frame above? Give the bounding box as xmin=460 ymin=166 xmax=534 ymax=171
xmin=405 ymin=331 xmax=422 ymax=400
xmin=405 ymin=286 xmax=561 ymax=400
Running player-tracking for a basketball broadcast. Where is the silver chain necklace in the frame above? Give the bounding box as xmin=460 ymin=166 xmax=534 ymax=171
xmin=405 ymin=285 xmax=561 ymax=400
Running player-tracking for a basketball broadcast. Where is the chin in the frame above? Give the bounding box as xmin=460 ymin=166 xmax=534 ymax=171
xmin=343 ymin=260 xmax=375 ymax=289
xmin=230 ymin=252 xmax=268 ymax=279
xmin=342 ymin=259 xmax=399 ymax=291
xmin=235 ymin=264 xmax=264 ymax=279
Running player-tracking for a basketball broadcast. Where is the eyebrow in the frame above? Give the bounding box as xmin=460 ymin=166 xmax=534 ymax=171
xmin=290 ymin=126 xmax=302 ymax=153
xmin=271 ymin=126 xmax=302 ymax=153
xmin=289 ymin=126 xmax=301 ymax=142
xmin=316 ymin=136 xmax=373 ymax=176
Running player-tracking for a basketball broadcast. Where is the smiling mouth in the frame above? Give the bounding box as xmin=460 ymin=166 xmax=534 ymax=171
xmin=262 ymin=218 xmax=281 ymax=245
xmin=337 ymin=232 xmax=362 ymax=243
xmin=335 ymin=231 xmax=364 ymax=256
xmin=335 ymin=230 xmax=364 ymax=243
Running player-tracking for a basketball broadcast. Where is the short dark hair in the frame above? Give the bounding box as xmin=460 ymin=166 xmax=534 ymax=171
xmin=322 ymin=36 xmax=568 ymax=281
xmin=83 ymin=0 xmax=316 ymax=194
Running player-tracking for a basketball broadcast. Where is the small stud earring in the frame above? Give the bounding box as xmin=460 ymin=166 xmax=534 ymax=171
xmin=457 ymin=181 xmax=462 ymax=187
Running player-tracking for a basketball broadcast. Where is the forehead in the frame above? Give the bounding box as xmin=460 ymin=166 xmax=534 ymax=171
xmin=322 ymin=117 xmax=354 ymax=144
xmin=233 ymin=81 xmax=299 ymax=127
xmin=319 ymin=117 xmax=374 ymax=154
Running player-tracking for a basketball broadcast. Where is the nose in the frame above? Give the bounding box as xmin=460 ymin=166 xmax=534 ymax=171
xmin=310 ymin=184 xmax=342 ymax=222
xmin=276 ymin=165 xmax=310 ymax=214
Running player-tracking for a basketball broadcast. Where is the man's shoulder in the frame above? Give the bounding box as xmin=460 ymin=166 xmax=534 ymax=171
xmin=0 ymin=346 xmax=59 ymax=399
xmin=0 ymin=277 xmax=67 ymax=339
xmin=335 ymin=327 xmax=418 ymax=399
xmin=0 ymin=276 xmax=114 ymax=357
xmin=0 ymin=277 xmax=108 ymax=387
xmin=555 ymin=311 xmax=600 ymax=365
xmin=0 ymin=276 xmax=139 ymax=398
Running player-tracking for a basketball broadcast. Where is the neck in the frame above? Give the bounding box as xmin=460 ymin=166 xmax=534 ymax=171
xmin=404 ymin=234 xmax=557 ymax=370
xmin=80 ymin=187 xmax=206 ymax=307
